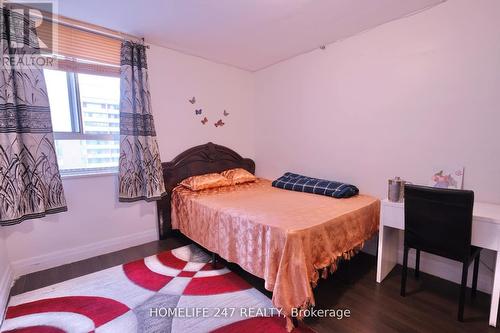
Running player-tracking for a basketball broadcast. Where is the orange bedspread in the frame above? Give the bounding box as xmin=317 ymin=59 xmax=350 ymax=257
xmin=171 ymin=178 xmax=380 ymax=327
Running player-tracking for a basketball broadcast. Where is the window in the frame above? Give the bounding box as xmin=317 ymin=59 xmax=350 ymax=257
xmin=45 ymin=69 xmax=121 ymax=175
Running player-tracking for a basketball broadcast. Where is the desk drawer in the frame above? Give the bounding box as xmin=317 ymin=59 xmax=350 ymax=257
xmin=382 ymin=203 xmax=404 ymax=229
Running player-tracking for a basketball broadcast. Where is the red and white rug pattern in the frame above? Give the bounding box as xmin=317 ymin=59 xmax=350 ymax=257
xmin=1 ymin=244 xmax=314 ymax=333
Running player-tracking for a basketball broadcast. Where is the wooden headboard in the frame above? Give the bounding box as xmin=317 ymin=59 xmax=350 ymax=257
xmin=156 ymin=142 xmax=255 ymax=239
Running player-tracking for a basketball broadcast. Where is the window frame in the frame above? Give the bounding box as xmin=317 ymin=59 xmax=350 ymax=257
xmin=47 ymin=69 xmax=121 ymax=177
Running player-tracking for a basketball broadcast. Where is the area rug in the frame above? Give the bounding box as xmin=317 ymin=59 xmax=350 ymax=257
xmin=1 ymin=244 xmax=314 ymax=333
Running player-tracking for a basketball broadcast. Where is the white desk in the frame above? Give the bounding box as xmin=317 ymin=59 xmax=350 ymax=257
xmin=376 ymin=199 xmax=500 ymax=327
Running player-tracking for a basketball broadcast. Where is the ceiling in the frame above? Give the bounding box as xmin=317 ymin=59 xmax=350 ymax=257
xmin=48 ymin=0 xmax=445 ymax=72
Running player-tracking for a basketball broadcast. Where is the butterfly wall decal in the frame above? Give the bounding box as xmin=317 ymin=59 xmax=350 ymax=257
xmin=186 ymin=96 xmax=229 ymax=127
xmin=214 ymin=119 xmax=225 ymax=127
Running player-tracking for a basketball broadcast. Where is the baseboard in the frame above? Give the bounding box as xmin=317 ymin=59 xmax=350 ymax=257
xmin=363 ymin=234 xmax=494 ymax=294
xmin=397 ymin=248 xmax=494 ymax=294
xmin=11 ymin=229 xmax=158 ymax=278
xmin=0 ymin=263 xmax=13 ymax=326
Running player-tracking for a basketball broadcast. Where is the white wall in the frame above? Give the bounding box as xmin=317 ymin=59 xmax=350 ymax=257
xmin=1 ymin=44 xmax=254 ymax=278
xmin=0 ymin=231 xmax=10 ymax=280
xmin=2 ymin=175 xmax=157 ymax=276
xmin=254 ymin=0 xmax=500 ymax=203
xmin=148 ymin=44 xmax=255 ymax=161
xmin=0 ymin=229 xmax=12 ymax=319
xmin=254 ymin=0 xmax=500 ymax=292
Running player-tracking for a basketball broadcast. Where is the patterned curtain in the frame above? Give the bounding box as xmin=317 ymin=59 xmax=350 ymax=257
xmin=0 ymin=8 xmax=67 ymax=226
xmin=119 ymin=41 xmax=165 ymax=202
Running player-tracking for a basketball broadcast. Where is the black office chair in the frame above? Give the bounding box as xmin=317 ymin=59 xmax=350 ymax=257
xmin=401 ymin=184 xmax=480 ymax=322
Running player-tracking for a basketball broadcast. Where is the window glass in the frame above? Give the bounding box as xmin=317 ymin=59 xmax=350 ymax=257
xmin=78 ymin=74 xmax=120 ymax=135
xmin=44 ymin=70 xmax=121 ymax=175
xmin=44 ymin=69 xmax=74 ymax=132
xmin=55 ymin=139 xmax=120 ymax=172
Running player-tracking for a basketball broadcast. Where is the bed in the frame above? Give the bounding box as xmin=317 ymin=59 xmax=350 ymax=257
xmin=156 ymin=142 xmax=380 ymax=329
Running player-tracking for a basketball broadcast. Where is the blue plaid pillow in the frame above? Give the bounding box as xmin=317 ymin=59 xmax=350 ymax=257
xmin=272 ymin=172 xmax=359 ymax=199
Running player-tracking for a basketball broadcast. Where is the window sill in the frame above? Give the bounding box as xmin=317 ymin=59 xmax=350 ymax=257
xmin=60 ymin=169 xmax=118 ymax=180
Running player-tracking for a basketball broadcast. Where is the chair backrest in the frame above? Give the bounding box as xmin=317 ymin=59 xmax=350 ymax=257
xmin=404 ymin=184 xmax=474 ymax=261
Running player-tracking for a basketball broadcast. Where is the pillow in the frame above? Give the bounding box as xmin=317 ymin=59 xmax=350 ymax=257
xmin=180 ymin=173 xmax=231 ymax=191
xmin=221 ymin=168 xmax=256 ymax=185
xmin=272 ymin=172 xmax=359 ymax=198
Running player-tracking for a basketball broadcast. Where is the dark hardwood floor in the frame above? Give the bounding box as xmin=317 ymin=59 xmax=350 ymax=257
xmin=9 ymin=236 xmax=500 ymax=333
